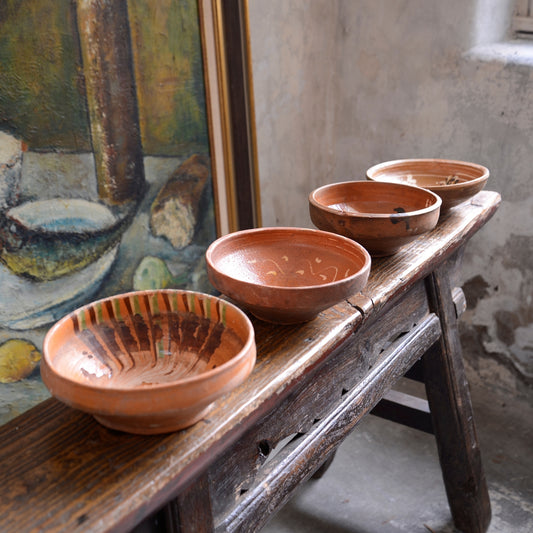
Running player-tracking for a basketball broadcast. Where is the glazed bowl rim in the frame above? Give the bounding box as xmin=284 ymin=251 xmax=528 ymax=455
xmin=309 ymin=180 xmax=442 ymax=219
xmin=366 ymin=158 xmax=490 ymax=191
xmin=42 ymin=288 xmax=256 ymax=394
xmin=206 ymin=226 xmax=372 ymax=293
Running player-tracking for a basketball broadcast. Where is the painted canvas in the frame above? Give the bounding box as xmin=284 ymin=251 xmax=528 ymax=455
xmin=0 ymin=0 xmax=227 ymax=423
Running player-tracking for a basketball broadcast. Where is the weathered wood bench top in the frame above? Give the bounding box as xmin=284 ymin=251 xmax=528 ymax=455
xmin=0 ymin=191 xmax=500 ymax=533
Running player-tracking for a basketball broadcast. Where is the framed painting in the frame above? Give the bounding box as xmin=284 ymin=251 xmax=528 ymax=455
xmin=0 ymin=0 xmax=261 ymax=424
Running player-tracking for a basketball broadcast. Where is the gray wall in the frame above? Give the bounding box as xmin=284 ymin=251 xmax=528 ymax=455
xmin=248 ymin=0 xmax=533 ymax=396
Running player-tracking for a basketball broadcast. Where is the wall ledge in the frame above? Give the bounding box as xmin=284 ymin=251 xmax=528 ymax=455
xmin=465 ymin=39 xmax=533 ymax=67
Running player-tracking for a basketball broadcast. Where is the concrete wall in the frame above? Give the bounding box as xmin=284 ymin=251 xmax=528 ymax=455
xmin=248 ymin=0 xmax=533 ymax=396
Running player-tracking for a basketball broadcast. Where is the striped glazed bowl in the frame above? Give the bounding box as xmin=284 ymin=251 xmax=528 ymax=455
xmin=42 ymin=290 xmax=256 ymax=434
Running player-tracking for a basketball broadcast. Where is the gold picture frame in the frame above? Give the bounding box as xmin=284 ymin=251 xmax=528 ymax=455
xmin=200 ymin=0 xmax=262 ymax=234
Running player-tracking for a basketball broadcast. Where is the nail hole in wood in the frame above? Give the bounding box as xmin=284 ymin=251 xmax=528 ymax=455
xmin=258 ymin=439 xmax=272 ymax=458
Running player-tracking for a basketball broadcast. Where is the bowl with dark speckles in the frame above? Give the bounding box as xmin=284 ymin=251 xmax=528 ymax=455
xmin=366 ymin=158 xmax=489 ymax=211
xmin=309 ymin=180 xmax=441 ymax=256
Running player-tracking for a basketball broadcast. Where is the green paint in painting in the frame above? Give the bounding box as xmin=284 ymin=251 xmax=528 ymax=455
xmin=0 ymin=0 xmax=89 ymax=150
xmin=127 ymin=0 xmax=208 ymax=154
xmin=0 ymin=0 xmax=208 ymax=155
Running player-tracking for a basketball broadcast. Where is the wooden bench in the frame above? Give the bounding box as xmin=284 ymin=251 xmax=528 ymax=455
xmin=0 ymin=191 xmax=500 ymax=533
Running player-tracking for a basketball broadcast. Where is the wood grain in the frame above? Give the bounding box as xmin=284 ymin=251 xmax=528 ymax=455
xmin=219 ymin=314 xmax=441 ymax=532
xmin=0 ymin=191 xmax=500 ymax=533
xmin=423 ymin=260 xmax=492 ymax=533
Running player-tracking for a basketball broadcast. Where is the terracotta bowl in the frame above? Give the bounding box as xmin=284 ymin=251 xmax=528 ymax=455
xmin=366 ymin=158 xmax=489 ymax=211
xmin=205 ymin=227 xmax=371 ymax=324
xmin=41 ymin=290 xmax=256 ymax=434
xmin=309 ymin=181 xmax=441 ymax=257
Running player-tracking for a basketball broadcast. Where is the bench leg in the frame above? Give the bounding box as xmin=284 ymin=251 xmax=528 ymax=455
xmin=423 ymin=265 xmax=491 ymax=533
xmin=164 ymin=472 xmax=214 ymax=533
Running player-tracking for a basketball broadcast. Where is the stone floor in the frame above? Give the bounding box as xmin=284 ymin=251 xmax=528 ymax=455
xmin=262 ymin=379 xmax=533 ymax=533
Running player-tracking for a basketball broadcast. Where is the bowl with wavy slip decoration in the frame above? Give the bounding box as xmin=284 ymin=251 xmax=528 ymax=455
xmin=41 ymin=289 xmax=256 ymax=434
xmin=206 ymin=227 xmax=371 ymax=324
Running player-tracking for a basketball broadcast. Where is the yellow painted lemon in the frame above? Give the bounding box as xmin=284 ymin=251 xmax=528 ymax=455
xmin=0 ymin=339 xmax=41 ymax=383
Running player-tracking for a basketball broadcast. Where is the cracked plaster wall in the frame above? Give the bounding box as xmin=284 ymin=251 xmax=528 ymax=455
xmin=248 ymin=0 xmax=532 ymax=395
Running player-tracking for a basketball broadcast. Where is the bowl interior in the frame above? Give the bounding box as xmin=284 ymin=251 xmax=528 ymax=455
xmin=8 ymin=198 xmax=117 ymax=233
xmin=207 ymin=228 xmax=369 ymax=289
xmin=311 ymin=181 xmax=439 ymax=217
xmin=366 ymin=159 xmax=489 ymax=190
xmin=44 ymin=290 xmax=250 ymax=389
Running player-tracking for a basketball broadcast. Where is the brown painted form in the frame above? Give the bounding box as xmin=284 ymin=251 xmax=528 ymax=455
xmin=0 ymin=191 xmax=500 ymax=533
xmin=76 ymin=0 xmax=145 ymax=206
xmin=150 ymin=154 xmax=211 ymax=249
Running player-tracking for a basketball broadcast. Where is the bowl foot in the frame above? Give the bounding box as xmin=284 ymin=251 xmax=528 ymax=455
xmin=249 ymin=308 xmax=318 ymax=325
xmin=93 ymin=404 xmax=213 ymax=434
